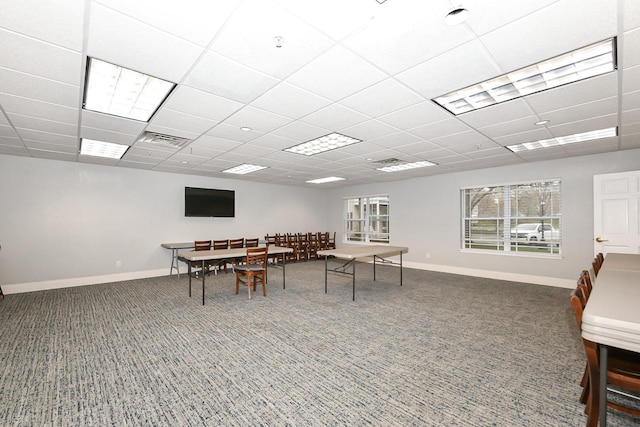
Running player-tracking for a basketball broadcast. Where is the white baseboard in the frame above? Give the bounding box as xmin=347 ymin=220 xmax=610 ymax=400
xmin=1 ymin=262 xmax=575 ymax=295
xmin=1 ymin=268 xmax=169 ymax=295
xmin=402 ymin=261 xmax=575 ymax=288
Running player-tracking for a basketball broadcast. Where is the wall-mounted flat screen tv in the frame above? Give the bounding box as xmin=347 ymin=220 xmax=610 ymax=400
xmin=185 ymin=187 xmax=235 ymax=217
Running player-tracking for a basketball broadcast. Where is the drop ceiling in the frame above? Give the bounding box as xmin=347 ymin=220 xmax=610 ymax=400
xmin=0 ymin=0 xmax=639 ymax=187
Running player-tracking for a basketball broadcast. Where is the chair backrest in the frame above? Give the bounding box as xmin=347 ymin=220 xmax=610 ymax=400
xmin=570 ymin=289 xmax=585 ymax=329
xmin=213 ymin=239 xmax=229 ymax=250
xmin=265 ymin=234 xmax=276 ymax=245
xmin=246 ymin=246 xmax=268 ymax=267
xmin=194 ymin=240 xmax=211 ymax=251
xmin=245 ymin=238 xmax=259 ymax=247
xmin=229 ymin=238 xmax=244 ymax=249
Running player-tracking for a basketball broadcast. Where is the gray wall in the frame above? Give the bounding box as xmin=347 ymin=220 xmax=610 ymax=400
xmin=0 ymin=155 xmax=329 ymax=288
xmin=2 ymin=149 xmax=639 ymax=292
xmin=327 ymin=149 xmax=640 ymax=286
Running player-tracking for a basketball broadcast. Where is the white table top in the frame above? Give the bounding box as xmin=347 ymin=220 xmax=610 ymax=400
xmin=582 ymin=253 xmax=640 ymax=353
xmin=161 ymin=242 xmax=195 ymax=249
xmin=178 ymin=245 xmax=292 ymax=262
xmin=598 ymin=253 xmax=640 ymax=271
xmin=317 ymin=245 xmax=408 ymax=259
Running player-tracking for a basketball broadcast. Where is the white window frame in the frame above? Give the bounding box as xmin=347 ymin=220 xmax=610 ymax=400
xmin=344 ymin=194 xmax=390 ymax=244
xmin=461 ymin=179 xmax=562 ymax=257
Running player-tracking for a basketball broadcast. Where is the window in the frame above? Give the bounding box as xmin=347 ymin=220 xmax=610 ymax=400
xmin=345 ymin=195 xmax=389 ymax=243
xmin=461 ymin=180 xmax=561 ymax=255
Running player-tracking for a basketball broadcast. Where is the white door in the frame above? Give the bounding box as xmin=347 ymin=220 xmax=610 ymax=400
xmin=593 ymin=171 xmax=640 ymax=255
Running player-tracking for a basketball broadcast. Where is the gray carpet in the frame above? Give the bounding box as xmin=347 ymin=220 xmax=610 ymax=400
xmin=1 ymin=260 xmax=638 ymax=426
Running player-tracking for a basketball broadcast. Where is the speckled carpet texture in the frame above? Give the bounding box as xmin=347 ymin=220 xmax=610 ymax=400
xmin=1 ymin=261 xmax=638 ymax=426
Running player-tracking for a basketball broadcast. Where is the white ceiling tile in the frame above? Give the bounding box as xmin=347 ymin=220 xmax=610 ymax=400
xmin=396 ymin=39 xmax=502 ymax=99
xmin=624 ymin=0 xmax=640 ymax=31
xmin=81 ymin=110 xmax=146 ymax=135
xmin=0 ymin=68 xmax=79 ymax=107
xmin=246 ymin=134 xmax=297 ymax=150
xmin=623 ymin=65 xmax=640 ymax=93
xmin=23 ymin=139 xmax=78 ymax=153
xmin=0 ymin=0 xmax=85 ymax=51
xmin=377 ymin=101 xmax=451 ymax=129
xmin=190 ymin=135 xmax=243 ymax=152
xmin=206 ymin=123 xmax=263 ymax=142
xmin=343 ymin=0 xmax=473 ymax=74
xmin=623 ymin=90 xmax=640 ymax=112
xmin=408 ymin=118 xmax=471 ymax=140
xmin=541 ymin=97 xmax=619 ymax=126
xmin=0 ymin=134 xmax=21 ymax=145
xmin=29 ymin=149 xmax=78 ymax=162
xmin=222 ymin=106 xmax=290 ymax=134
xmin=230 ymin=143 xmax=278 ymax=158
xmin=622 ymin=108 xmax=640 ymax=126
xmin=481 ymin=0 xmax=617 ymax=73
xmin=272 ymin=121 xmax=331 ymax=142
xmin=0 ymin=124 xmax=17 ymax=137
xmin=287 ymin=45 xmax=387 ymax=101
xmin=87 ymin=3 xmax=204 ymax=82
xmin=80 ymin=126 xmax=136 ymax=145
xmin=623 ymin=28 xmax=640 ymax=68
xmin=392 ymin=141 xmax=446 ymax=156
xmin=621 ymin=134 xmax=640 ymax=149
xmin=478 ymin=116 xmax=542 ymax=139
xmin=0 ymin=93 xmax=78 ymax=124
xmin=458 ymin=99 xmax=534 ymax=128
xmin=95 ymin=0 xmax=240 ymax=46
xmin=341 ymin=120 xmax=399 ymax=141
xmin=526 ymin=73 xmax=618 ymax=114
xmin=340 ymin=79 xmax=424 ymax=118
xmin=15 ymin=129 xmax=77 ymax=146
xmin=8 ymin=113 xmax=77 ymax=136
xmin=277 ymin=0 xmax=378 ymax=41
xmin=301 ymin=104 xmax=370 ymax=130
xmin=547 ymin=114 xmax=618 ymax=137
xmin=621 ymin=121 xmax=640 ymax=136
xmin=368 ymin=132 xmax=422 ymax=149
xmin=0 ymin=144 xmax=29 ymax=156
xmin=150 ymin=109 xmax=217 ymax=135
xmin=492 ymin=128 xmax=555 ymax=146
xmin=465 ymin=0 xmax=559 ymax=36
xmin=431 ymin=130 xmax=494 ymax=149
xmin=164 ymin=86 xmax=244 ymax=122
xmin=0 ymin=30 xmax=82 ymax=86
xmin=210 ymin=0 xmax=333 ymax=79
xmin=251 ymin=83 xmax=332 ymax=120
xmin=186 ymin=51 xmax=279 ymax=103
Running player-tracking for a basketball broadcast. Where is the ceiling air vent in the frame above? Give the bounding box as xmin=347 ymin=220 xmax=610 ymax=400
xmin=373 ymin=158 xmax=402 ymax=165
xmin=136 ymin=131 xmax=191 ymax=149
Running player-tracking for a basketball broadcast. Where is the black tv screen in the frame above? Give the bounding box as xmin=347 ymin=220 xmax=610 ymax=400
xmin=185 ymin=187 xmax=235 ymax=217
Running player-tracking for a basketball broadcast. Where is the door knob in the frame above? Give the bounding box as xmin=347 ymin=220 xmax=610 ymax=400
xmin=595 ymin=237 xmax=608 ymax=243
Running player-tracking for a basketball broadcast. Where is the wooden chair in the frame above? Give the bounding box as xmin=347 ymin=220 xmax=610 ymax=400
xmin=229 ymin=238 xmax=245 ymax=270
xmin=328 ymin=231 xmax=336 ymax=249
xmin=245 ymin=238 xmax=259 ymax=248
xmin=212 ymin=239 xmax=229 ymax=274
xmin=193 ymin=240 xmax=212 ymax=276
xmin=235 ymin=246 xmax=269 ymax=299
xmin=570 ymin=291 xmax=640 ymax=425
xmin=592 ymin=253 xmax=604 ymax=277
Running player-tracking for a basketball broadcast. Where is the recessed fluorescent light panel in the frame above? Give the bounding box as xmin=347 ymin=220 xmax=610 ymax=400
xmin=433 ymin=38 xmax=616 ymax=115
xmin=83 ymin=57 xmax=176 ymax=122
xmin=222 ymin=164 xmax=268 ymax=175
xmin=80 ymin=139 xmax=129 ymax=159
xmin=377 ymin=160 xmax=436 ymax=172
xmin=306 ymin=177 xmax=346 ymax=184
xmin=506 ymin=127 xmax=617 ymax=152
xmin=284 ymin=132 xmax=361 ymax=156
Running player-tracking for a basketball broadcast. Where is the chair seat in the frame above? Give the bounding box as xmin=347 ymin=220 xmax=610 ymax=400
xmin=234 ymin=264 xmax=263 ymax=272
